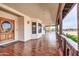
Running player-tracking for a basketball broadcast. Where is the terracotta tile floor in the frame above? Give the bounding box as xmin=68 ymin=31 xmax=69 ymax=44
xmin=0 ymin=32 xmax=62 ymax=56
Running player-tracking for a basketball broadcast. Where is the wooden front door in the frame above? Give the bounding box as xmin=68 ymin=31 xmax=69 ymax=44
xmin=0 ymin=17 xmax=15 ymax=41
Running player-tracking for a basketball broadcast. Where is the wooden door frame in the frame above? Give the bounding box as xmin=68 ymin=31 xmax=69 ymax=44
xmin=0 ymin=17 xmax=15 ymax=41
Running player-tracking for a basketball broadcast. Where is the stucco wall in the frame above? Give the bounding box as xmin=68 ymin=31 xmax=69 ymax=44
xmin=0 ymin=4 xmax=45 ymax=42
xmin=18 ymin=16 xmax=24 ymax=41
xmin=24 ymin=16 xmax=32 ymax=41
xmin=24 ymin=17 xmax=45 ymax=41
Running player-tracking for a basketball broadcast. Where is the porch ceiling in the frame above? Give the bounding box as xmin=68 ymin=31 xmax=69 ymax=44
xmin=3 ymin=3 xmax=59 ymax=26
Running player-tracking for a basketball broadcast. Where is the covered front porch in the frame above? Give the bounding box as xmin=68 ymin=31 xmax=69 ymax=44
xmin=0 ymin=3 xmax=79 ymax=56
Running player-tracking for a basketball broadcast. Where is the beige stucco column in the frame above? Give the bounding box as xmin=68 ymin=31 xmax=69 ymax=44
xmin=18 ymin=16 xmax=24 ymax=41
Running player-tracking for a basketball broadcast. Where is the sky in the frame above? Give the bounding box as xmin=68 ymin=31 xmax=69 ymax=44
xmin=62 ymin=4 xmax=77 ymax=29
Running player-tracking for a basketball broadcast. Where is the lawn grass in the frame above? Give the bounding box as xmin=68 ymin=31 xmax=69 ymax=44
xmin=65 ymin=33 xmax=77 ymax=43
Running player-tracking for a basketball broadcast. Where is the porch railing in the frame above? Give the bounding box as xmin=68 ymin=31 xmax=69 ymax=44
xmin=56 ymin=33 xmax=78 ymax=56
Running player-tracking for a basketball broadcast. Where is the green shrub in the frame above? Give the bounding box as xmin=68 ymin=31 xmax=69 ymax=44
xmin=65 ymin=33 xmax=77 ymax=43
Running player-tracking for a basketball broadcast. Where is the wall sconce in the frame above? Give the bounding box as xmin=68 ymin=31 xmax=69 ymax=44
xmin=27 ymin=21 xmax=30 ymax=24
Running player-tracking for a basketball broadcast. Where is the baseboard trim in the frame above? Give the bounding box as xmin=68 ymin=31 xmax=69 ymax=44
xmin=0 ymin=40 xmax=18 ymax=47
